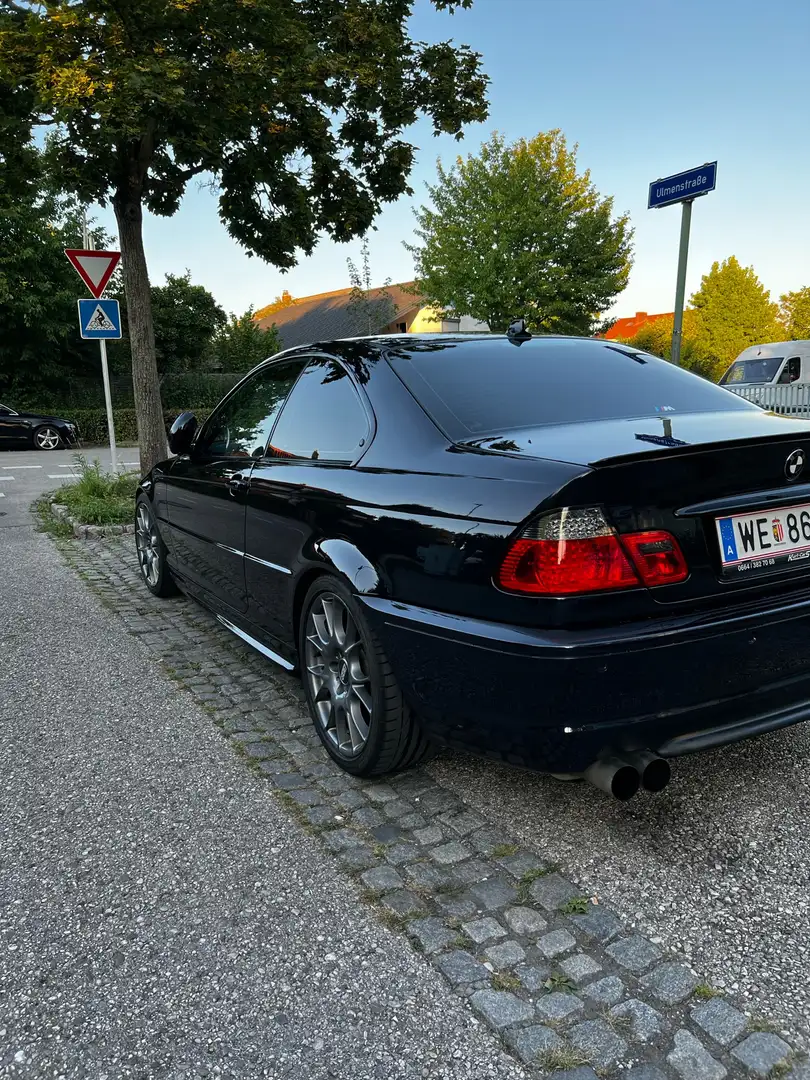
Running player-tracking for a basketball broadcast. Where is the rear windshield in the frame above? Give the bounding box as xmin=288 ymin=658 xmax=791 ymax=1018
xmin=387 ymin=337 xmax=754 ymax=438
xmin=720 ymin=357 xmax=784 ymax=385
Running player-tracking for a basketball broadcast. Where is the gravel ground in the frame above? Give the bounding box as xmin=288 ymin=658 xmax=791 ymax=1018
xmin=429 ymin=729 xmax=810 ymax=1048
xmin=0 ymin=523 xmax=527 ymax=1079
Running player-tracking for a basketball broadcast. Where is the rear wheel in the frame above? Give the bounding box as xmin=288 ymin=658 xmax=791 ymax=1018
xmin=135 ymin=498 xmax=178 ymax=598
xmin=299 ymin=576 xmax=436 ymax=777
xmin=34 ymin=426 xmax=61 ymax=451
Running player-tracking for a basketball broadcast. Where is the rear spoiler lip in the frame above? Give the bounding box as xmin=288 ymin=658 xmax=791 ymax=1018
xmin=676 ymin=482 xmax=810 ymax=519
xmin=587 ymin=429 xmax=810 ymax=470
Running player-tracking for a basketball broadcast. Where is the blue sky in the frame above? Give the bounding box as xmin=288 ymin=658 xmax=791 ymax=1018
xmin=93 ymin=0 xmax=810 ymax=319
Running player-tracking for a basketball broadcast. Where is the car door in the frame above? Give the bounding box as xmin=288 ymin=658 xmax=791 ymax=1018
xmin=165 ymin=359 xmax=307 ymax=611
xmin=0 ymin=405 xmax=27 ymax=445
xmin=245 ymin=356 xmax=373 ymax=645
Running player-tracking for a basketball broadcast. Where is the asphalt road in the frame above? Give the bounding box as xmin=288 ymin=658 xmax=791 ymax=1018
xmin=0 ymin=446 xmax=140 ymax=529
xmin=0 ymin=475 xmax=526 ymax=1078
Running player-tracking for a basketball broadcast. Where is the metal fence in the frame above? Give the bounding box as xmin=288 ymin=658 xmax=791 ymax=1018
xmin=725 ymin=383 xmax=810 ymax=415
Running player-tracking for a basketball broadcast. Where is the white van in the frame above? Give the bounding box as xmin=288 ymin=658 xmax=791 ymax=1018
xmin=719 ymin=341 xmax=810 ymax=412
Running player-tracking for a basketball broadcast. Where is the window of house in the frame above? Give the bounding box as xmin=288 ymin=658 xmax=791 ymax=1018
xmin=267 ymin=358 xmax=369 ymax=463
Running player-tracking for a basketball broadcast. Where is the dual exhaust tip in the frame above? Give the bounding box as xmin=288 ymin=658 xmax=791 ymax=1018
xmin=584 ymin=750 xmax=671 ymax=801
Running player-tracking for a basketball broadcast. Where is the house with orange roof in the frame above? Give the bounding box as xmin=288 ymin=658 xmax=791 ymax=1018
xmin=602 ymin=311 xmax=673 ymax=341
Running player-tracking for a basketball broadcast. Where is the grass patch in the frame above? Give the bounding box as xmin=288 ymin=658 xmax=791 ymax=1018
xmin=559 ymin=896 xmax=590 ymax=915
xmin=490 ymin=843 xmax=519 ymax=859
xmin=693 ymin=983 xmax=723 ymax=1001
xmin=749 ymin=1015 xmax=781 ymax=1034
xmin=535 ymin=1046 xmax=590 ymax=1072
xmin=33 ymin=494 xmax=75 ymax=538
xmin=50 ymin=454 xmax=139 ymax=525
xmin=517 ymin=865 xmax=557 ymax=903
xmin=491 ymin=973 xmax=521 ymax=992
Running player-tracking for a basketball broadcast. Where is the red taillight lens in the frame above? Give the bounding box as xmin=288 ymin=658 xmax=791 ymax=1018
xmin=497 ymin=508 xmax=688 ymax=596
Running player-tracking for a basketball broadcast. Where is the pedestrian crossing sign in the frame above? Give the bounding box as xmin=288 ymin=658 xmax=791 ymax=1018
xmin=78 ymin=298 xmax=122 ymax=339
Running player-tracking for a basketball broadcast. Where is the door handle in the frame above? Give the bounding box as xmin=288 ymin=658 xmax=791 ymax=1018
xmin=229 ymin=474 xmax=249 ymax=497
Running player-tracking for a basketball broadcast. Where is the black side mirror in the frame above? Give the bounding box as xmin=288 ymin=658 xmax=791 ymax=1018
xmin=168 ymin=411 xmax=198 ymax=455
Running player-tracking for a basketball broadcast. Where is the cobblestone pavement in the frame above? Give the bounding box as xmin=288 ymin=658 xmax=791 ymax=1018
xmin=30 ymin=532 xmax=810 ymax=1079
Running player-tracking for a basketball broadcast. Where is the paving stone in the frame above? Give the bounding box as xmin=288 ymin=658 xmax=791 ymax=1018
xmin=559 ymin=952 xmax=602 ymax=986
xmin=404 ymin=862 xmax=451 ymax=892
xmin=611 ymin=998 xmax=664 ymax=1043
xmin=399 ymin=812 xmax=429 ymax=830
xmin=503 ymin=906 xmax=548 ymax=937
xmin=468 ymin=877 xmax=518 ymax=911
xmin=537 ymin=928 xmax=577 ymax=958
xmin=360 ymin=865 xmax=404 ymax=892
xmin=497 ymin=852 xmax=550 ymax=879
xmin=606 ymin=934 xmax=663 ymax=973
xmin=240 ymin=740 xmax=277 ymax=759
xmin=337 ymin=846 xmax=377 ymax=873
xmin=322 ymin=828 xmax=363 ymax=852
xmin=352 ymin=806 xmax=385 ymax=828
xmin=439 ymin=809 xmax=487 ymax=836
xmin=528 ymin=872 xmax=580 ymax=911
xmin=462 ymin=916 xmax=507 ymax=945
xmin=569 ymin=907 xmax=624 ymax=943
xmin=624 ymin=1069 xmax=668 ymax=1080
xmin=384 ymin=842 xmax=420 ymax=866
xmin=786 ymin=1065 xmax=810 ymax=1080
xmin=691 ymin=998 xmax=747 ymax=1048
xmin=304 ymin=804 xmax=337 ymax=827
xmin=451 ymin=858 xmax=493 ymax=885
xmin=289 ymin=787 xmax=322 ymax=806
xmin=504 ymin=1024 xmax=563 ymax=1065
xmin=380 ymin=889 xmax=426 ymax=917
xmin=642 ymin=961 xmax=698 ymax=1005
xmin=732 ymin=1033 xmax=792 ymax=1077
xmin=535 ymin=991 xmax=584 ymax=1024
xmin=550 ymin=1070 xmax=599 ymax=1080
xmin=484 ymin=940 xmax=526 ymax=968
xmin=582 ymin=975 xmax=626 ymax=1007
xmin=365 ymin=784 xmax=398 ymax=803
xmin=430 ymin=841 xmax=471 ymax=866
xmin=436 ymin=950 xmax=490 ymax=988
xmin=436 ymin=893 xmax=478 ymax=919
xmin=514 ymin=963 xmax=553 ymax=992
xmin=335 ymin=790 xmax=366 ymax=811
xmin=413 ymin=825 xmax=444 ymax=845
xmin=569 ymin=1019 xmax=629 ymax=1069
xmin=408 ymin=917 xmax=457 ymax=955
xmin=469 ymin=989 xmax=534 ymax=1030
xmin=667 ymin=1029 xmax=727 ymax=1080
xmin=274 ymin=772 xmax=307 ymax=790
xmin=371 ymin=824 xmax=401 ymax=844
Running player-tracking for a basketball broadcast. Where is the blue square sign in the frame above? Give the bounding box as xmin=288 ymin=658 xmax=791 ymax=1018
xmin=78 ymin=298 xmax=122 ymax=339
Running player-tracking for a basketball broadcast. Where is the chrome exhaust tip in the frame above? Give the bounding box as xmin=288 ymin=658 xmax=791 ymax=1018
xmin=623 ymin=750 xmax=671 ymax=793
xmin=583 ymin=756 xmax=640 ymax=801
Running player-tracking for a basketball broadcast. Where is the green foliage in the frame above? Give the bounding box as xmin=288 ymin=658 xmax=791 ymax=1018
xmin=148 ymin=272 xmax=225 ymax=375
xmin=408 ymin=130 xmax=633 ymax=334
xmin=347 ymin=237 xmax=397 ymax=334
xmin=780 ymin=286 xmax=810 ymax=340
xmin=69 ymin=408 xmax=211 ymax=445
xmin=212 ymin=309 xmax=280 ymax=373
xmin=689 ymin=256 xmax=782 ymax=381
xmin=623 ymin=310 xmax=712 ymax=376
xmin=51 ymin=454 xmax=140 ymax=524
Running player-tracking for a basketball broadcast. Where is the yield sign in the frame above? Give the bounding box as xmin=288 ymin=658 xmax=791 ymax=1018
xmin=64 ymin=248 xmax=121 ymax=299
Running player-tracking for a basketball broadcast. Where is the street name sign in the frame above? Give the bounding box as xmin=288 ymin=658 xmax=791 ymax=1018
xmin=65 ymin=248 xmax=121 ymax=298
xmin=648 ymin=162 xmax=717 ymax=210
xmin=78 ymin=298 xmax=122 ymax=339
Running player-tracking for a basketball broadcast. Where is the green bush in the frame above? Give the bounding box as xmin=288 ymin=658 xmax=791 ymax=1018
xmin=70 ymin=407 xmax=212 ymax=445
xmin=52 ymin=455 xmax=141 ymax=525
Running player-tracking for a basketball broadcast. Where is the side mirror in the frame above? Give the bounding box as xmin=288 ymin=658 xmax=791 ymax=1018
xmin=168 ymin=411 xmax=198 ymax=455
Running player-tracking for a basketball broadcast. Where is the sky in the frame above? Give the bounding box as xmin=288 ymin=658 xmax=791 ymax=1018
xmin=91 ymin=0 xmax=810 ymax=321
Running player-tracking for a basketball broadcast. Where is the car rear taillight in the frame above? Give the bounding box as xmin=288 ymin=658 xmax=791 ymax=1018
xmin=497 ymin=507 xmax=688 ymax=596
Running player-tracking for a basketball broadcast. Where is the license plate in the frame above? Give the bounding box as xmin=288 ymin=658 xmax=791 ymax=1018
xmin=716 ymin=502 xmax=810 ymax=576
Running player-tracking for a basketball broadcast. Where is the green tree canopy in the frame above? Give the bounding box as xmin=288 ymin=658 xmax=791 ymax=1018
xmin=148 ymin=272 xmax=225 ymax=376
xmin=0 ymin=0 xmax=489 ymax=472
xmin=408 ymin=130 xmax=633 ymax=334
xmin=212 ymin=308 xmax=280 ymax=373
xmin=622 ymin=310 xmax=711 ymax=376
xmin=780 ymin=286 xmax=810 ymax=341
xmin=689 ymin=256 xmax=782 ymax=380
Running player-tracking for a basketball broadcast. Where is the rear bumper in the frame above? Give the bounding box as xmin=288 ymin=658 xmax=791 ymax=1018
xmin=359 ymin=594 xmax=810 ymax=772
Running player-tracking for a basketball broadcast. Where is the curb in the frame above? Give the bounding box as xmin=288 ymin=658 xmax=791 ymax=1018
xmin=49 ymin=501 xmax=135 ymax=540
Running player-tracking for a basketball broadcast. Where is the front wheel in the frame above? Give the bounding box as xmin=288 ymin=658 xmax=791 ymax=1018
xmin=135 ymin=498 xmax=178 ymax=598
xmin=34 ymin=426 xmax=62 ymax=451
xmin=299 ymin=576 xmax=436 ymax=777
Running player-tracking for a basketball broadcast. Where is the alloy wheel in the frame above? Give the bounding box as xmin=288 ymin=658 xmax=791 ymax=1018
xmin=304 ymin=593 xmax=372 ymax=756
xmin=135 ymin=504 xmax=160 ymax=587
xmin=35 ymin=427 xmax=60 ymax=450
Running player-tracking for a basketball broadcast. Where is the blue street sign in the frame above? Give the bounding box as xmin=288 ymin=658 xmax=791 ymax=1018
xmin=648 ymin=162 xmax=717 ymax=210
xmin=78 ymin=298 xmax=122 ymax=339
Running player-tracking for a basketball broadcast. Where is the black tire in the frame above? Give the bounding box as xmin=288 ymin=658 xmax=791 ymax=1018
xmin=298 ymin=575 xmax=437 ymax=777
xmin=33 ymin=425 xmax=62 ymax=451
xmin=134 ymin=497 xmax=178 ymax=598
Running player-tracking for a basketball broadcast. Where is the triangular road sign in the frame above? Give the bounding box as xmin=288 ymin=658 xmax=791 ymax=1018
xmin=84 ymin=303 xmax=117 ymax=332
xmin=65 ymin=249 xmax=121 ymax=298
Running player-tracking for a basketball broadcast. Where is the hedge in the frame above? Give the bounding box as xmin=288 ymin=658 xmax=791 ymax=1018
xmin=70 ymin=408 xmax=212 ymax=445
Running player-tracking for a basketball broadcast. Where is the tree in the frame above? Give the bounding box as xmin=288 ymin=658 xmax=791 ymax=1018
xmin=689 ymin=257 xmax=782 ymax=381
xmin=347 ymin=237 xmax=397 ymax=334
xmin=147 ymin=272 xmax=225 ymax=376
xmin=408 ymin=130 xmax=633 ymax=334
xmin=212 ymin=308 xmax=280 ymax=372
xmin=780 ymin=287 xmax=810 ymax=341
xmin=622 ymin=310 xmax=711 ymax=376
xmin=0 ymin=0 xmax=488 ymax=473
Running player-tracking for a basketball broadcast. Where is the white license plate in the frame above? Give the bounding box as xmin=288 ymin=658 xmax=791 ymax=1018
xmin=716 ymin=502 xmax=810 ymax=576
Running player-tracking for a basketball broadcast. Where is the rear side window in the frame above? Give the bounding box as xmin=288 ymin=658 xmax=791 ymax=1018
xmin=388 ymin=338 xmax=755 ymax=438
xmin=268 ymin=357 xmax=369 ymax=462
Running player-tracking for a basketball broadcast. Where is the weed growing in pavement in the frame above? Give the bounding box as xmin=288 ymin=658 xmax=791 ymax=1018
xmin=490 ymin=843 xmax=519 ymax=859
xmin=542 ymin=973 xmax=576 ymax=994
xmin=749 ymin=1015 xmax=781 ymax=1034
xmin=559 ymin=896 xmax=590 ymax=915
xmin=372 ymin=843 xmax=389 ymax=858
xmin=50 ymin=454 xmax=139 ymax=525
xmin=692 ymin=983 xmax=722 ymax=1001
xmin=33 ymin=494 xmax=74 ymax=538
xmin=490 ymin=973 xmax=521 ymax=992
xmin=516 ymin=865 xmax=557 ymax=903
xmin=601 ymin=1007 xmax=632 ymax=1034
xmin=535 ymin=1046 xmax=590 ymax=1072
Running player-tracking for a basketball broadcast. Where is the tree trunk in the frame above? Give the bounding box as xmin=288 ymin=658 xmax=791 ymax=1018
xmin=113 ymin=190 xmax=167 ymax=475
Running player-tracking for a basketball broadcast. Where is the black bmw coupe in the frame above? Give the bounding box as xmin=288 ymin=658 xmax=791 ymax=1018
xmin=136 ymin=332 xmax=810 ymax=799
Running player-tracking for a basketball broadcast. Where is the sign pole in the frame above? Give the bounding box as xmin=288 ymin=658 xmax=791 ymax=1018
xmin=83 ymin=211 xmax=119 ymax=475
xmin=670 ymin=198 xmax=693 ymax=368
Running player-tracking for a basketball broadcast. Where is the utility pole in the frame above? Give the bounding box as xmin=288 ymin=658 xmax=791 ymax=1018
xmin=82 ymin=208 xmax=119 ymax=475
xmin=670 ymin=199 xmax=693 ymax=368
